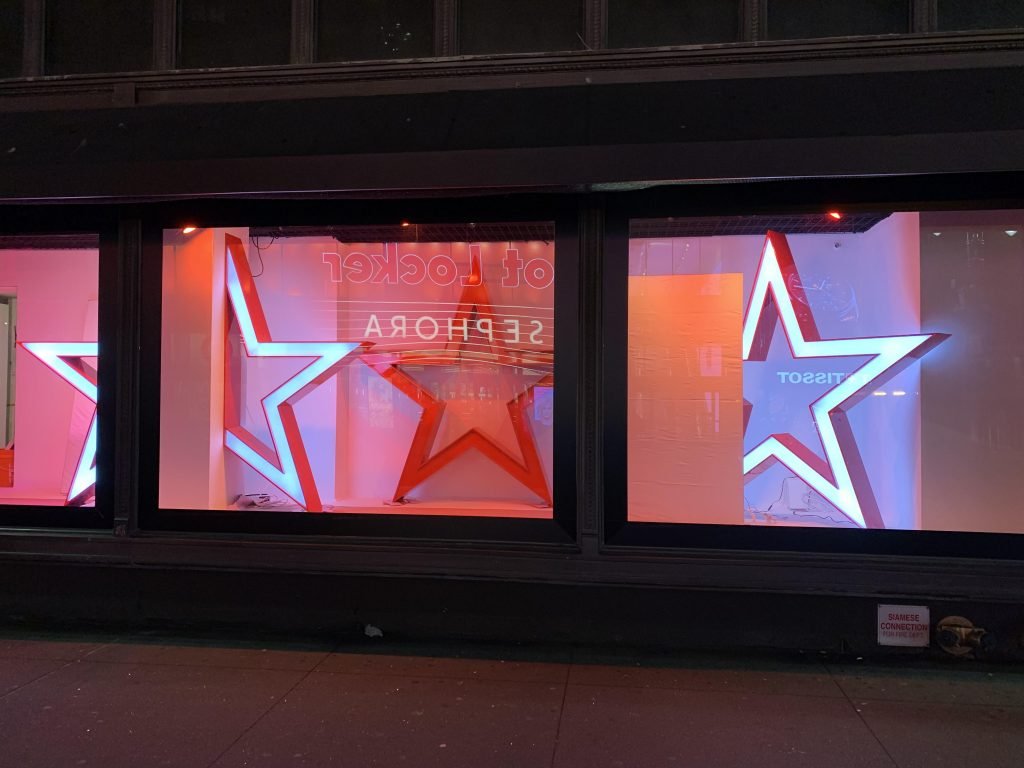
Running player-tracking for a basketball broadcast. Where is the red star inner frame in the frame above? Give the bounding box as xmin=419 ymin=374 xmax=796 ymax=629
xmin=159 ymin=225 xmax=555 ymax=517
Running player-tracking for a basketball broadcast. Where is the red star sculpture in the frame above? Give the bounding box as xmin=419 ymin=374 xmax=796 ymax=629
xmin=363 ymin=246 xmax=553 ymax=506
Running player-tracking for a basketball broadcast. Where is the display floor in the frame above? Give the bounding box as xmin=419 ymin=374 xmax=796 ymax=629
xmin=1 ymin=629 xmax=1022 ymax=767
xmin=228 ymin=498 xmax=553 ymax=518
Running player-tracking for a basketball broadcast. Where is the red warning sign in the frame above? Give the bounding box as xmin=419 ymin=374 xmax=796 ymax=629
xmin=877 ymin=604 xmax=930 ymax=647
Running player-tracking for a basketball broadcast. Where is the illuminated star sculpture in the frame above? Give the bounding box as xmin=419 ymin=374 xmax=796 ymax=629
xmin=223 ymin=233 xmax=365 ymax=511
xmin=20 ymin=341 xmax=97 ymax=505
xmin=742 ymin=231 xmax=948 ymax=529
xmin=365 ymin=246 xmax=553 ymax=506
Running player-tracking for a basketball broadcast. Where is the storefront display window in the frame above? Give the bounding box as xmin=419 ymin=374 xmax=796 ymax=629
xmin=627 ymin=210 xmax=1024 ymax=534
xmin=0 ymin=241 xmax=99 ymax=507
xmin=159 ymin=224 xmax=556 ymax=518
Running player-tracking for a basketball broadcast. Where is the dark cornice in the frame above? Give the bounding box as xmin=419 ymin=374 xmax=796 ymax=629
xmin=2 ymin=31 xmax=1024 ymax=112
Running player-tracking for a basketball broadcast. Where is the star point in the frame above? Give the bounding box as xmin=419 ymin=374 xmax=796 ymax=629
xmin=19 ymin=341 xmax=97 ymax=505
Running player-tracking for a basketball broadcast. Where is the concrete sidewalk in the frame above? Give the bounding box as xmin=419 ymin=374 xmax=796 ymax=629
xmin=0 ymin=629 xmax=1021 ymax=767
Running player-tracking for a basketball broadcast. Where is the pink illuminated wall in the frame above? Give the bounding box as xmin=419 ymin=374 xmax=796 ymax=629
xmin=159 ymin=228 xmax=233 ymax=509
xmin=628 ymin=274 xmax=743 ymax=523
xmin=0 ymin=249 xmax=98 ymax=505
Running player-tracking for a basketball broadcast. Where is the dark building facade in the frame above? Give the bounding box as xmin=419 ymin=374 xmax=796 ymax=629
xmin=2 ymin=1 xmax=1024 ymax=657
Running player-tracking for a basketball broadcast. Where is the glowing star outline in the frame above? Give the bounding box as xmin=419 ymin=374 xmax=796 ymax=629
xmin=742 ymin=231 xmax=948 ymax=529
xmin=19 ymin=341 xmax=97 ymax=505
xmin=223 ymin=233 xmax=366 ymax=512
xmin=364 ymin=244 xmax=553 ymax=506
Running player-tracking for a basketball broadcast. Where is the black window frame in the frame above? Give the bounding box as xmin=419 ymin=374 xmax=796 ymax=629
xmin=0 ymin=211 xmax=115 ymax=530
xmin=136 ymin=196 xmax=580 ymax=545
xmin=3 ymin=173 xmax=1024 ymax=563
xmin=602 ymin=175 xmax=1024 ymax=560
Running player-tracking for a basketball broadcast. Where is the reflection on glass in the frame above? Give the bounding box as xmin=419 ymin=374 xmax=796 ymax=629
xmin=628 ymin=210 xmax=1024 ymax=534
xmin=179 ymin=0 xmax=291 ymax=69
xmin=318 ymin=0 xmax=434 ymax=62
xmin=459 ymin=0 xmax=582 ymax=55
xmin=608 ymin=0 xmax=739 ymax=48
xmin=766 ymin=0 xmax=909 ymax=40
xmin=937 ymin=0 xmax=1024 ymax=32
xmin=0 ymin=0 xmax=24 ymax=78
xmin=44 ymin=0 xmax=152 ymax=74
xmin=160 ymin=225 xmax=555 ymax=518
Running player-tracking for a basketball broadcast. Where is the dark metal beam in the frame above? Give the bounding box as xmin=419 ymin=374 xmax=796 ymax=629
xmin=99 ymin=218 xmax=145 ymax=536
xmin=291 ymin=0 xmax=316 ymax=65
xmin=743 ymin=0 xmax=767 ymax=41
xmin=435 ymin=0 xmax=458 ymax=56
xmin=153 ymin=0 xmax=177 ymax=70
xmin=583 ymin=0 xmax=607 ymax=50
xmin=912 ymin=0 xmax=938 ymax=34
xmin=21 ymin=0 xmax=44 ymax=77
xmin=578 ymin=200 xmax=604 ymax=549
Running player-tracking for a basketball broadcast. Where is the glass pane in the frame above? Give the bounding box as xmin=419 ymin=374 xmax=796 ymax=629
xmin=627 ymin=210 xmax=1024 ymax=534
xmin=460 ymin=0 xmax=583 ymax=55
xmin=318 ymin=0 xmax=433 ymax=62
xmin=0 ymin=236 xmax=99 ymax=507
xmin=45 ymin=0 xmax=152 ymax=74
xmin=609 ymin=0 xmax=739 ymax=48
xmin=0 ymin=0 xmax=23 ymax=78
xmin=160 ymin=224 xmax=556 ymax=518
xmin=179 ymin=0 xmax=291 ymax=69
xmin=767 ymin=0 xmax=910 ymax=40
xmin=938 ymin=0 xmax=1024 ymax=31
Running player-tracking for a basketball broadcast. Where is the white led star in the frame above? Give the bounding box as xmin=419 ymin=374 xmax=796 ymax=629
xmin=742 ymin=231 xmax=948 ymax=529
xmin=223 ymin=233 xmax=364 ymax=511
xmin=20 ymin=342 xmax=97 ymax=505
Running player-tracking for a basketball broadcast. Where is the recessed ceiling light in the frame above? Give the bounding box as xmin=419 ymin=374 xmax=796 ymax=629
xmin=181 ymin=226 xmax=197 ymax=234
xmin=1006 ymin=230 xmax=1019 ymax=237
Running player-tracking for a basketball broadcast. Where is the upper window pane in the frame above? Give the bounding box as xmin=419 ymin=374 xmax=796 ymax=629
xmin=460 ymin=0 xmax=583 ymax=55
xmin=318 ymin=0 xmax=433 ymax=62
xmin=160 ymin=224 xmax=556 ymax=518
xmin=627 ymin=210 xmax=1024 ymax=534
xmin=608 ymin=0 xmax=739 ymax=49
xmin=45 ymin=0 xmax=152 ymax=74
xmin=179 ymin=0 xmax=291 ymax=69
xmin=767 ymin=0 xmax=910 ymax=40
xmin=938 ymin=0 xmax=1024 ymax=31
xmin=0 ymin=0 xmax=23 ymax=78
xmin=0 ymin=237 xmax=99 ymax=508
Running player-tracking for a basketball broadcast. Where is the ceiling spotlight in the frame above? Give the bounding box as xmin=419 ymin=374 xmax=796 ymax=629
xmin=400 ymin=220 xmax=411 ymax=228
xmin=827 ymin=211 xmax=842 ymax=221
xmin=1006 ymin=230 xmax=1019 ymax=237
xmin=932 ymin=232 xmax=942 ymax=237
xmin=181 ymin=225 xmax=197 ymax=234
